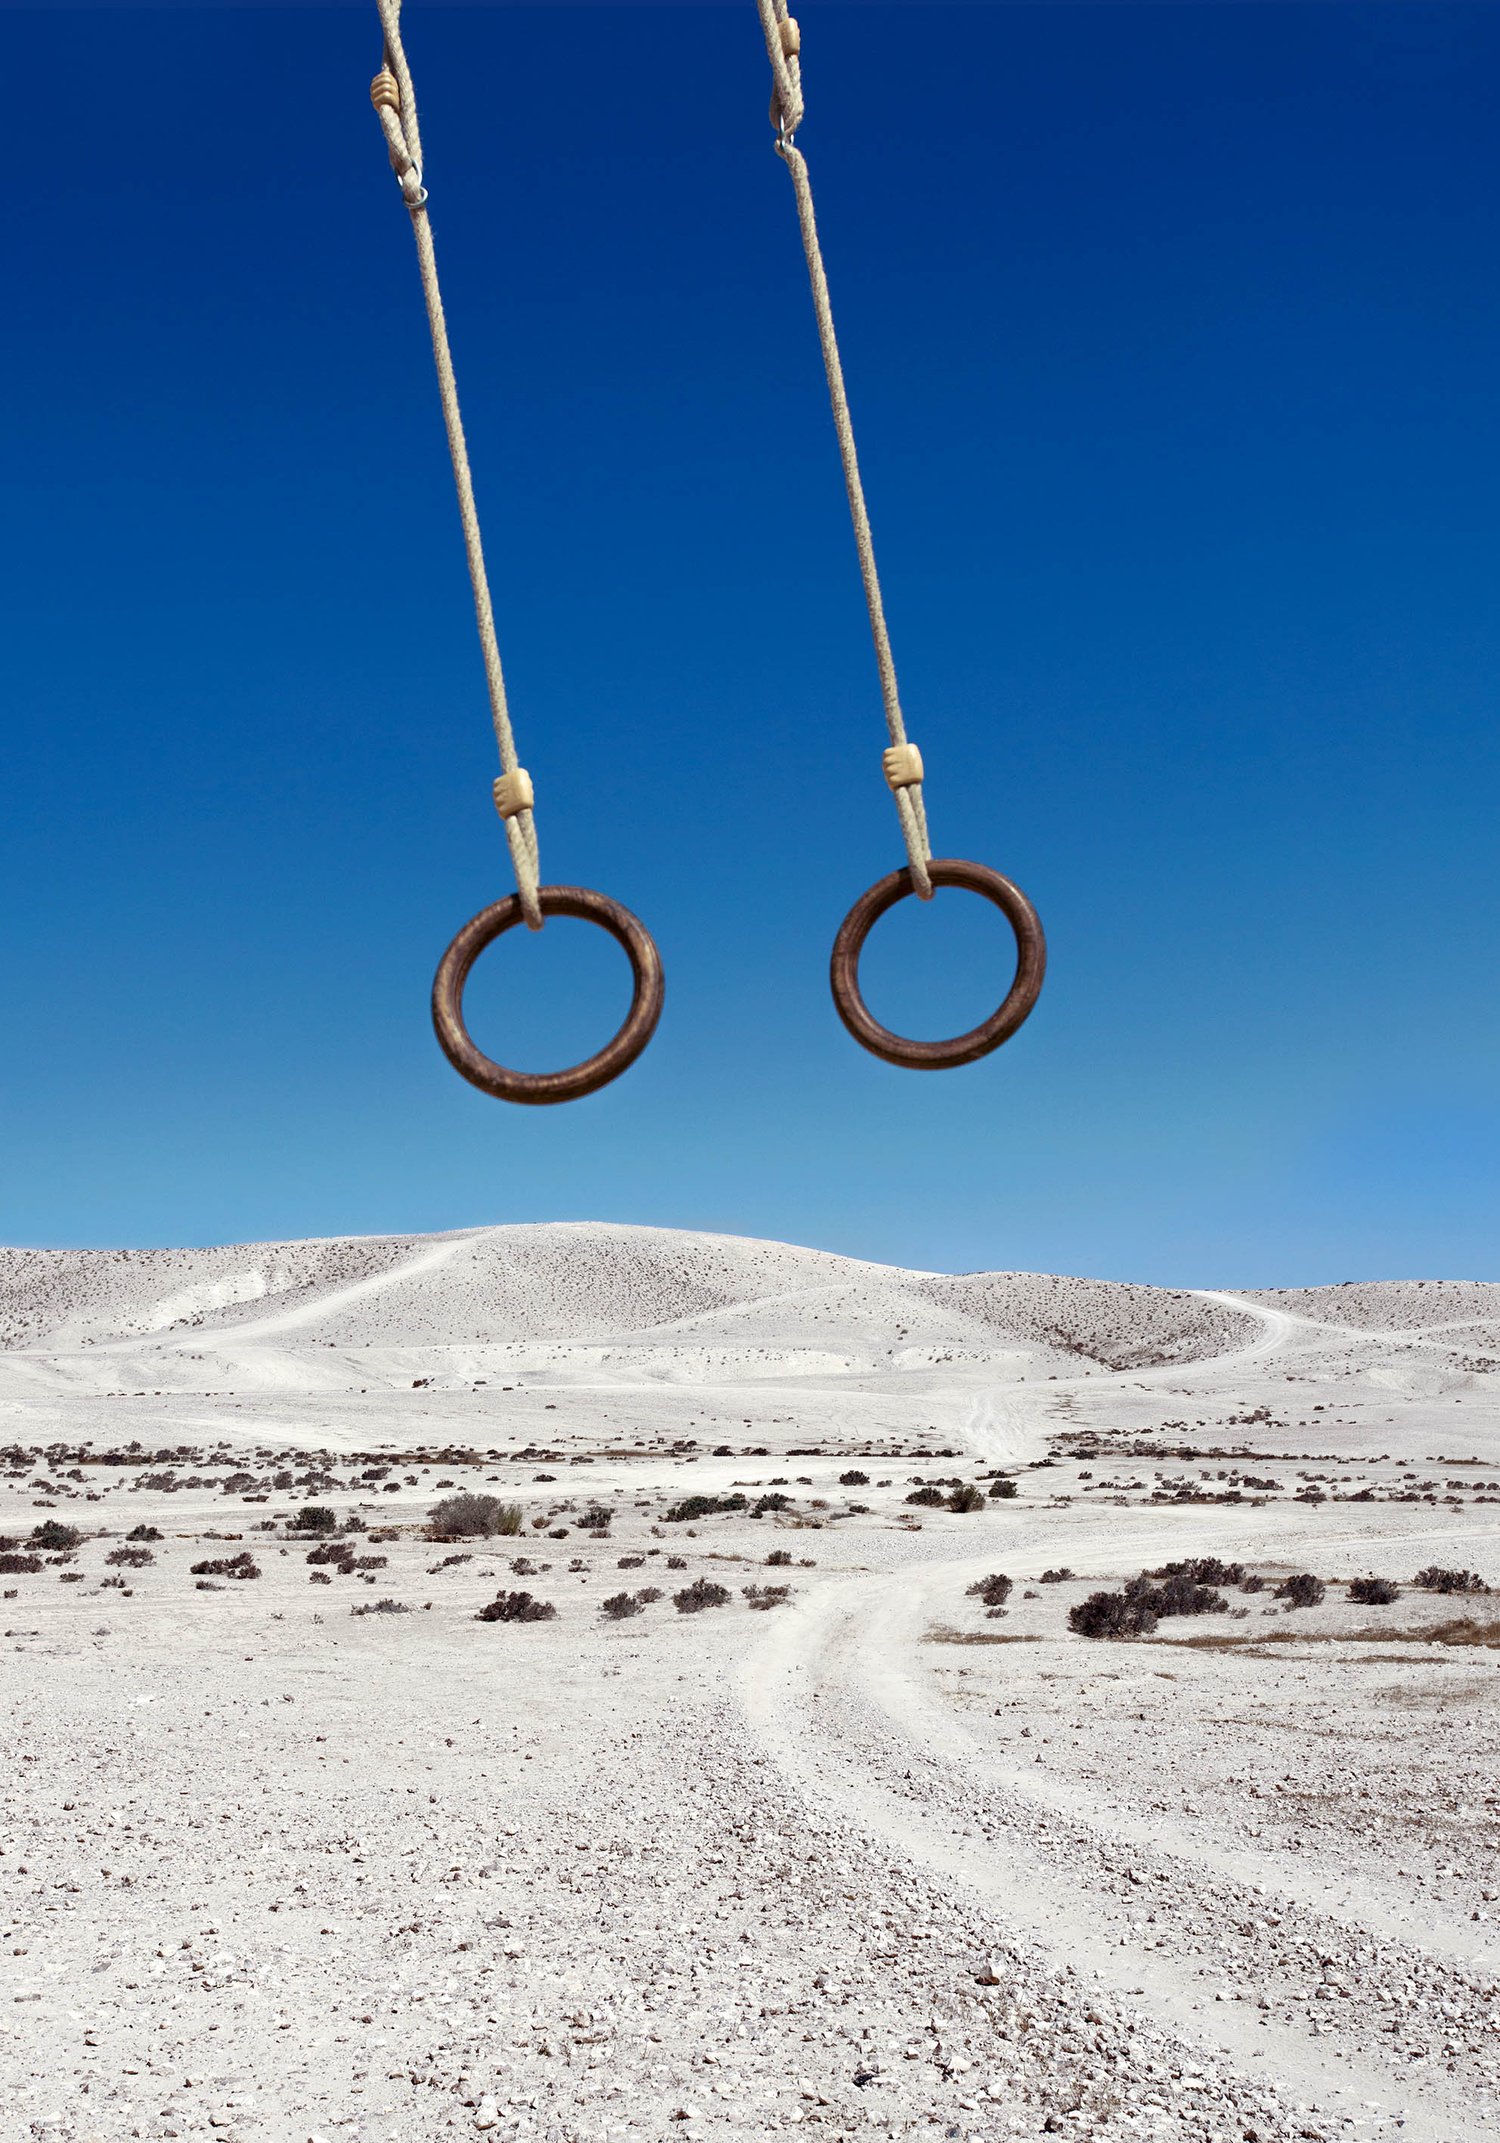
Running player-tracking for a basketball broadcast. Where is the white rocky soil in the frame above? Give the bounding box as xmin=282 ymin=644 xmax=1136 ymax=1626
xmin=1 ymin=1223 xmax=1497 ymax=2143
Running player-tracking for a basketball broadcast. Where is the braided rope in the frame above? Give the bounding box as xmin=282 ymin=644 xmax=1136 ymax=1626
xmin=372 ymin=0 xmax=542 ymax=929
xmin=753 ymin=1 xmax=932 ymax=898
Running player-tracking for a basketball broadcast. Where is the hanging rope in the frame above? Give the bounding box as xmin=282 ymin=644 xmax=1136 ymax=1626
xmin=753 ymin=1 xmax=932 ymax=898
xmin=371 ymin=0 xmax=542 ymax=929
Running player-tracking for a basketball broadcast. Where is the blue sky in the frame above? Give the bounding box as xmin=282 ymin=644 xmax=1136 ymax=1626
xmin=2 ymin=2 xmax=1497 ymax=1281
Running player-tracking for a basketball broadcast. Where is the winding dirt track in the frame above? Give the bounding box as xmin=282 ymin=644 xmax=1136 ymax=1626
xmin=738 ymin=1289 xmax=1500 ymax=2143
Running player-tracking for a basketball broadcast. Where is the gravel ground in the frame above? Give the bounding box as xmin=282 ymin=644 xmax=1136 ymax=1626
xmin=2 ymin=1224 xmax=1498 ymax=2143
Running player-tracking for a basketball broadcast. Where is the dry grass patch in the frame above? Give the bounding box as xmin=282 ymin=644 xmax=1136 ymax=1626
xmin=925 ymin=1625 xmax=1043 ymax=1646
xmin=1168 ymin=1618 xmax=1500 ymax=1654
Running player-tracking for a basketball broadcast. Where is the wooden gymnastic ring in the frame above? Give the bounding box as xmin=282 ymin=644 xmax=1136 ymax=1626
xmin=432 ymin=884 xmax=664 ymax=1104
xmin=829 ymin=857 xmax=1045 ymax=1069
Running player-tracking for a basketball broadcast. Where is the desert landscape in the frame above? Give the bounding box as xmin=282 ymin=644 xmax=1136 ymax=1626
xmin=2 ymin=1223 xmax=1497 ymax=2143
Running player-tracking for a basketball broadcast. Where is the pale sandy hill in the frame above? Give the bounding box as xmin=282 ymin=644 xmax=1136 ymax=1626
xmin=0 ymin=1223 xmax=1262 ymax=1371
xmin=0 ymin=1233 xmax=430 ymax=1351
xmin=1244 ymin=1280 xmax=1500 ymax=1335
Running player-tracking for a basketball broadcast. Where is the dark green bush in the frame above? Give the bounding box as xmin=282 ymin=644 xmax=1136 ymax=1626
xmin=296 ymin=1506 xmax=338 ymax=1535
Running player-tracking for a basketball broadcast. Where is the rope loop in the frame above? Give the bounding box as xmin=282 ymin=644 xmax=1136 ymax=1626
xmin=371 ymin=0 xmax=541 ymax=931
xmin=757 ymin=0 xmax=805 ymax=142
xmin=753 ymin=0 xmax=932 ymax=898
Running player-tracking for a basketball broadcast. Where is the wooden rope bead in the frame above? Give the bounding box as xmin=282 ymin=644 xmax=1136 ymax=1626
xmin=370 ymin=69 xmax=401 ymax=115
xmin=780 ymin=18 xmax=802 ymax=60
xmin=492 ymin=768 xmax=535 ymax=821
xmin=882 ymin=741 xmax=924 ymax=790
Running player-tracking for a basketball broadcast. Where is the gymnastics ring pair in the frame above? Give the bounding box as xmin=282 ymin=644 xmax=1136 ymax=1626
xmin=431 ymin=859 xmax=1046 ymax=1106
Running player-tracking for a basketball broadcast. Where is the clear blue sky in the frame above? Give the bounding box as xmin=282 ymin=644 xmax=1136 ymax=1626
xmin=3 ymin=2 xmax=1497 ymax=1282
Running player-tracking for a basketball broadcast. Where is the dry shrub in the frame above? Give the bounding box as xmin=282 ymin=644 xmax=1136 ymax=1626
xmin=295 ymin=1506 xmax=338 ymax=1535
xmin=666 ymin=1493 xmax=746 ymax=1524
xmin=429 ymin=1494 xmax=522 ymax=1540
xmin=127 ymin=1525 xmax=162 ymax=1543
xmin=741 ymin=1584 xmax=791 ymax=1611
xmin=905 ymin=1487 xmax=945 ymax=1508
xmin=766 ymin=1550 xmax=793 ymax=1567
xmin=673 ymin=1578 xmax=731 ymax=1614
xmin=1127 ymin=1573 xmax=1228 ymax=1618
xmin=476 ymin=1590 xmax=556 ymax=1623
xmin=1413 ymin=1566 xmax=1490 ymax=1595
xmin=1040 ymin=1568 xmax=1074 ymax=1583
xmin=0 ymin=1553 xmax=42 ymax=1576
xmin=1070 ymin=1590 xmax=1158 ymax=1639
xmin=966 ymin=1574 xmax=1013 ymax=1608
xmin=947 ymin=1484 xmax=986 ymax=1514
xmin=106 ymin=1546 xmax=154 ymax=1568
xmin=1150 ymin=1557 xmax=1244 ymax=1586
xmin=1274 ymin=1573 xmax=1325 ymax=1609
xmin=601 ymin=1591 xmax=645 ymax=1620
xmin=351 ymin=1598 xmax=410 ymax=1616
xmin=190 ymin=1552 xmax=260 ymax=1581
xmin=1347 ymin=1576 xmax=1399 ymax=1606
xmin=30 ymin=1522 xmax=80 ymax=1552
xmin=839 ymin=1470 xmax=869 ymax=1487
